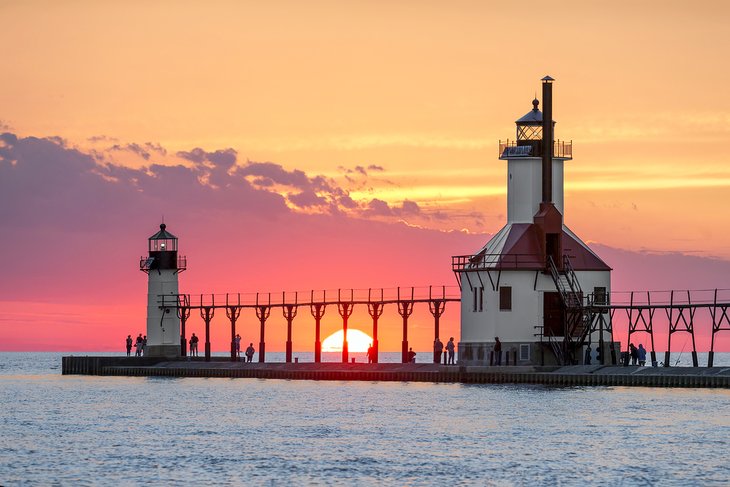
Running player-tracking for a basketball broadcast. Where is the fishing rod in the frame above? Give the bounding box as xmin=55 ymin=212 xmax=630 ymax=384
xmin=674 ymin=338 xmax=688 ymax=367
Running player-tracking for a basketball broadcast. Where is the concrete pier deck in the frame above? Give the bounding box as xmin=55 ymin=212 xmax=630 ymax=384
xmin=62 ymin=356 xmax=730 ymax=388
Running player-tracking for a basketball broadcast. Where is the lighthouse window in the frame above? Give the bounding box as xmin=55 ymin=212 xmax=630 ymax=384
xmin=500 ymin=286 xmax=512 ymax=311
xmin=472 ymin=287 xmax=484 ymax=312
xmin=594 ymin=287 xmax=607 ymax=305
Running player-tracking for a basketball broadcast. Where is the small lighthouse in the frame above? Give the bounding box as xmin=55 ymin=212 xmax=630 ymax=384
xmin=139 ymin=223 xmax=186 ymax=357
xmin=453 ymin=76 xmax=611 ymax=365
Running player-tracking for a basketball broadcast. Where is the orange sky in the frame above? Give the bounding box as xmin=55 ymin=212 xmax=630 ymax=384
xmin=1 ymin=1 xmax=730 ymax=351
xmin=2 ymin=0 xmax=729 ymax=257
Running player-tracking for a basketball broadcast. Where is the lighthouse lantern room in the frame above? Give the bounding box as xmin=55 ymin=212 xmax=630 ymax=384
xmin=453 ymin=76 xmax=612 ymax=366
xmin=140 ymin=223 xmax=186 ymax=357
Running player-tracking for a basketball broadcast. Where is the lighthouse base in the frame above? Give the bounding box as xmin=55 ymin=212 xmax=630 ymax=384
xmin=145 ymin=345 xmax=180 ymax=359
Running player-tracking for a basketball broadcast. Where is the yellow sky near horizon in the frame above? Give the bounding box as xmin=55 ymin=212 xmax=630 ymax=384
xmin=2 ymin=0 xmax=730 ymax=257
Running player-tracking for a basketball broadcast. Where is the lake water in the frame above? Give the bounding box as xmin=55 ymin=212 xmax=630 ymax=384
xmin=2 ymin=352 xmax=730 ymax=485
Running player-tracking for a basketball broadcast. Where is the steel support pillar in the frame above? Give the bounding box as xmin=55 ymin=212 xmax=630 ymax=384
xmin=708 ymin=290 xmax=730 ymax=367
xmin=283 ymin=303 xmax=298 ymax=363
xmin=338 ymin=301 xmax=354 ymax=363
xmin=310 ymin=302 xmax=326 ymax=363
xmin=428 ymin=297 xmax=446 ymax=363
xmin=367 ymin=301 xmax=384 ymax=363
xmin=256 ymin=305 xmax=270 ymax=363
xmin=398 ymin=290 xmax=414 ymax=363
xmin=201 ymin=306 xmax=214 ymax=362
xmin=226 ymin=306 xmax=241 ymax=362
xmin=177 ymin=304 xmax=190 ymax=357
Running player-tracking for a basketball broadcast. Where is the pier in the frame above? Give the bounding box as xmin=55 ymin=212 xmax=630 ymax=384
xmin=61 ymin=357 xmax=730 ymax=388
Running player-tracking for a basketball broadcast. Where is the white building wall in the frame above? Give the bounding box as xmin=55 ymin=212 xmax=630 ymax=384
xmin=552 ymin=161 xmax=564 ymax=216
xmin=460 ymin=269 xmax=611 ymax=344
xmin=146 ymin=270 xmax=180 ymax=347
xmin=507 ymin=158 xmax=566 ymax=223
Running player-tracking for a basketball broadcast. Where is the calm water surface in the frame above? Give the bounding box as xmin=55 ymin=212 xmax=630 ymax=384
xmin=1 ymin=352 xmax=730 ymax=486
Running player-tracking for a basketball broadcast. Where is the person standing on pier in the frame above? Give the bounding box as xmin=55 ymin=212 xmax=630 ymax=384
xmin=126 ymin=335 xmax=133 ymax=357
xmin=245 ymin=343 xmax=255 ymax=362
xmin=142 ymin=335 xmax=147 ymax=356
xmin=190 ymin=333 xmax=199 ymax=357
xmin=408 ymin=348 xmax=417 ymax=363
xmin=367 ymin=343 xmax=374 ymax=363
xmin=638 ymin=344 xmax=647 ymax=366
xmin=234 ymin=334 xmax=242 ymax=359
xmin=135 ymin=334 xmax=144 ymax=357
xmin=434 ymin=338 xmax=443 ymax=364
xmin=446 ymin=337 xmax=455 ymax=365
xmin=629 ymin=343 xmax=638 ymax=366
xmin=494 ymin=337 xmax=502 ymax=366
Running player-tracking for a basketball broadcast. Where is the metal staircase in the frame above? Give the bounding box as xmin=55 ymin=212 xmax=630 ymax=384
xmin=546 ymin=255 xmax=592 ymax=364
xmin=535 ymin=324 xmax=566 ymax=365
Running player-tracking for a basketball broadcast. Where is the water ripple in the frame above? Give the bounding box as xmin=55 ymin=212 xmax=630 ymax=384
xmin=1 ymin=354 xmax=730 ymax=485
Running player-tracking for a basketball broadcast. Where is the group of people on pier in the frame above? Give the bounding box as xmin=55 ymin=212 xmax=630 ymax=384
xmin=434 ymin=337 xmax=456 ymax=365
xmin=186 ymin=333 xmax=255 ymax=361
xmin=125 ymin=334 xmax=147 ymax=357
xmin=232 ymin=334 xmax=256 ymax=362
xmin=628 ymin=343 xmax=648 ymax=366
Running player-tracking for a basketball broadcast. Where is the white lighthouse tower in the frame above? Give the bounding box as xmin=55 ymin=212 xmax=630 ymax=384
xmin=139 ymin=223 xmax=186 ymax=357
xmin=453 ymin=76 xmax=612 ymax=365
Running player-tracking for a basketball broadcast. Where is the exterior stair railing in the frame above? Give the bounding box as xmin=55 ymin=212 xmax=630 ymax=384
xmin=535 ymin=324 xmax=565 ymax=365
xmin=547 ymin=255 xmax=588 ymax=364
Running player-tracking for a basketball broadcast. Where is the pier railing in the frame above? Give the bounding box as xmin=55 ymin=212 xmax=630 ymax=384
xmin=498 ymin=139 xmax=573 ymax=159
xmin=160 ymin=286 xmax=461 ymax=309
xmin=452 ymin=253 xmax=545 ymax=272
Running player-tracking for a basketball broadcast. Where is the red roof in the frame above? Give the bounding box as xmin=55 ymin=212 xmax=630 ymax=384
xmin=494 ymin=224 xmax=610 ymax=271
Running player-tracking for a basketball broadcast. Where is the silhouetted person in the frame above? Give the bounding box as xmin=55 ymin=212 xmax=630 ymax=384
xmin=126 ymin=335 xmax=133 ymax=357
xmin=135 ymin=334 xmax=144 ymax=357
xmin=584 ymin=346 xmax=591 ymax=365
xmin=638 ymin=344 xmax=647 ymax=366
xmin=434 ymin=338 xmax=443 ymax=364
xmin=142 ymin=335 xmax=147 ymax=356
xmin=367 ymin=343 xmax=374 ymax=363
xmin=245 ymin=343 xmax=255 ymax=362
xmin=629 ymin=343 xmax=638 ymax=366
xmin=234 ymin=334 xmax=241 ymax=359
xmin=408 ymin=347 xmax=416 ymax=363
xmin=494 ymin=337 xmax=502 ymax=366
xmin=446 ymin=337 xmax=455 ymax=365
xmin=190 ymin=333 xmax=199 ymax=357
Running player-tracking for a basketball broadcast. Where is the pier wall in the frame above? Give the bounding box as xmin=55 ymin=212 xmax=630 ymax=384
xmin=62 ymin=357 xmax=730 ymax=388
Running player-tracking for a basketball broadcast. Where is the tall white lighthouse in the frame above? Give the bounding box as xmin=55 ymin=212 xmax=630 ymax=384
xmin=453 ymin=76 xmax=612 ymax=365
xmin=139 ymin=223 xmax=186 ymax=357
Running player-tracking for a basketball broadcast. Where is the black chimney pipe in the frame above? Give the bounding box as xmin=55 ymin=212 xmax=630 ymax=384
xmin=541 ymin=76 xmax=553 ymax=203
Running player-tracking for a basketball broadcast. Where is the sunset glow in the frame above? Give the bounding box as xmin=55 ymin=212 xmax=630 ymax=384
xmin=321 ymin=330 xmax=373 ymax=353
xmin=1 ymin=1 xmax=730 ymax=352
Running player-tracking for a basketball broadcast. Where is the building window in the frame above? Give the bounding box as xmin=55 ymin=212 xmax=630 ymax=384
xmin=473 ymin=286 xmax=485 ymax=312
xmin=520 ymin=344 xmax=530 ymax=361
xmin=594 ymin=287 xmax=607 ymax=305
xmin=500 ymin=286 xmax=512 ymax=311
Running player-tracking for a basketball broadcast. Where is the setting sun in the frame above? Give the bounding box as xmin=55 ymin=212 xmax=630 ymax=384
xmin=321 ymin=329 xmax=373 ymax=353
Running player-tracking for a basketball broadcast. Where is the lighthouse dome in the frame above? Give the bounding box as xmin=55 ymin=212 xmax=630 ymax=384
xmin=516 ymin=99 xmax=543 ymax=125
xmin=148 ymin=223 xmax=178 ymax=252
